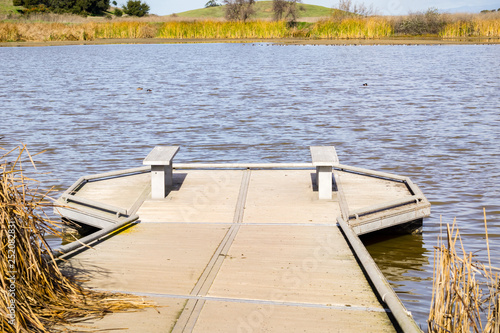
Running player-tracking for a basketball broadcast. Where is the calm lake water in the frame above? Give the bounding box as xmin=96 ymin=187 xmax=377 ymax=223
xmin=1 ymin=43 xmax=499 ymax=329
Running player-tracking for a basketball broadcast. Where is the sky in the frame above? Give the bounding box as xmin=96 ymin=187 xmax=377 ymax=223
xmin=142 ymin=0 xmax=500 ymax=16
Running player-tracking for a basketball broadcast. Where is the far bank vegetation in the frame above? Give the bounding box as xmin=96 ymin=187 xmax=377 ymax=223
xmin=1 ymin=0 xmax=500 ymax=42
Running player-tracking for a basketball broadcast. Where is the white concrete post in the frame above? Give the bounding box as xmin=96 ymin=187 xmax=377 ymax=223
xmin=310 ymin=146 xmax=339 ymax=200
xmin=150 ymin=165 xmax=172 ymax=199
xmin=317 ymin=166 xmax=333 ymax=200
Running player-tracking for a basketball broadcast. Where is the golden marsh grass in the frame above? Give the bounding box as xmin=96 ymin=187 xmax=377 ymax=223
xmin=157 ymin=20 xmax=289 ymax=39
xmin=428 ymin=212 xmax=500 ymax=332
xmin=0 ymin=145 xmax=151 ymax=333
xmin=1 ymin=13 xmax=500 ymax=42
xmin=309 ymin=17 xmax=393 ymax=38
xmin=441 ymin=17 xmax=500 ymax=37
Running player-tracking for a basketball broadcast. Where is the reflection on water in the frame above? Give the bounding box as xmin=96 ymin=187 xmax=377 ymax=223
xmin=1 ymin=43 xmax=499 ymax=329
xmin=363 ymin=233 xmax=433 ymax=327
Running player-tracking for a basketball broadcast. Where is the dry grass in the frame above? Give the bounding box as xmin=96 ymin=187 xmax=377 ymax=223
xmin=309 ymin=16 xmax=393 ymax=38
xmin=1 ymin=12 xmax=500 ymax=42
xmin=440 ymin=12 xmax=500 ymax=37
xmin=0 ymin=144 xmax=151 ymax=333
xmin=428 ymin=212 xmax=500 ymax=332
xmin=387 ymin=11 xmax=500 ymax=38
xmin=156 ymin=20 xmax=289 ymax=39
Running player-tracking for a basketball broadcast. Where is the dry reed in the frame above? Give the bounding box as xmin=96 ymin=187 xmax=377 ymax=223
xmin=1 ymin=12 xmax=500 ymax=42
xmin=441 ymin=15 xmax=500 ymax=38
xmin=309 ymin=16 xmax=393 ymax=38
xmin=0 ymin=144 xmax=151 ymax=333
xmin=428 ymin=212 xmax=500 ymax=332
xmin=156 ymin=20 xmax=289 ymax=39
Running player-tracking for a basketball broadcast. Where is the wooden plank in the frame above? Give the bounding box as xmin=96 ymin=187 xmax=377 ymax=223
xmin=58 ymin=165 xmax=429 ymax=332
xmin=171 ymin=170 xmax=251 ymax=332
xmin=143 ymin=146 xmax=180 ymax=165
xmin=242 ymin=170 xmax=341 ymax=223
xmin=310 ymin=146 xmax=339 ymax=166
xmin=194 ymin=301 xmax=395 ymax=333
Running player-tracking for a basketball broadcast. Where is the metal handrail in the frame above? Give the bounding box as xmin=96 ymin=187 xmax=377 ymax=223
xmin=337 ymin=216 xmax=422 ymax=333
xmin=335 ymin=164 xmax=408 ymax=181
xmin=348 ymin=196 xmax=423 ymax=220
xmin=61 ymin=194 xmax=128 ymax=216
xmin=53 ymin=214 xmax=139 ymax=259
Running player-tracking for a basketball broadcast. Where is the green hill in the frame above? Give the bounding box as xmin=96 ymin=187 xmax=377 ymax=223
xmin=175 ymin=1 xmax=333 ymax=18
xmin=0 ymin=0 xmax=21 ymax=15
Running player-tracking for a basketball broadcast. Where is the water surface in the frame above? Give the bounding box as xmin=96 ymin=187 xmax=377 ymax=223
xmin=1 ymin=43 xmax=499 ymax=329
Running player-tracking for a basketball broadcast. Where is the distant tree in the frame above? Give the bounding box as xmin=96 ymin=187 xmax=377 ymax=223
xmin=112 ymin=0 xmax=117 ymax=5
xmin=15 ymin=0 xmax=110 ymax=15
xmin=223 ymin=0 xmax=255 ymax=21
xmin=205 ymin=0 xmax=220 ymax=7
xmin=14 ymin=0 xmax=41 ymax=6
xmin=122 ymin=0 xmax=150 ymax=16
xmin=114 ymin=7 xmax=123 ymax=16
xmin=334 ymin=0 xmax=373 ymax=18
xmin=272 ymin=0 xmax=303 ymax=22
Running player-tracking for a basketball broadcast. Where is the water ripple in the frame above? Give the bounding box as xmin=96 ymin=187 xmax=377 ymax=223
xmin=1 ymin=43 xmax=499 ymax=328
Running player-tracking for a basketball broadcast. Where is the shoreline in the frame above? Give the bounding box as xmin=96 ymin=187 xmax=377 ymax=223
xmin=2 ymin=37 xmax=500 ymax=47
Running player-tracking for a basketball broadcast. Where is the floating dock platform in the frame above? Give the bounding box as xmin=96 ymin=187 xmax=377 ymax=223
xmin=55 ymin=146 xmax=430 ymax=332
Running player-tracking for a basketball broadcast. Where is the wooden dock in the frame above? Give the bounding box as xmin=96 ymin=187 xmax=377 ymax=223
xmin=55 ymin=147 xmax=430 ymax=332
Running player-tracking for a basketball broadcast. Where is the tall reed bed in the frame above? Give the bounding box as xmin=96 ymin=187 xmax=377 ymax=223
xmin=441 ymin=17 xmax=500 ymax=37
xmin=0 ymin=145 xmax=149 ymax=332
xmin=309 ymin=17 xmax=393 ymax=38
xmin=157 ymin=20 xmax=289 ymax=39
xmin=0 ymin=20 xmax=290 ymax=41
xmin=2 ymin=14 xmax=500 ymax=42
xmin=93 ymin=22 xmax=160 ymax=39
xmin=428 ymin=212 xmax=500 ymax=332
xmin=0 ymin=22 xmax=95 ymax=41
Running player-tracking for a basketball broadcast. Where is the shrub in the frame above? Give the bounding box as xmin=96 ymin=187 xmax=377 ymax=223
xmin=394 ymin=8 xmax=446 ymax=35
xmin=122 ymin=0 xmax=150 ymax=17
xmin=114 ymin=8 xmax=123 ymax=16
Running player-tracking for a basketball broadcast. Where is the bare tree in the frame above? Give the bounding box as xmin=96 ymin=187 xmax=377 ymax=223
xmin=273 ymin=0 xmax=303 ymax=22
xmin=273 ymin=0 xmax=287 ymax=20
xmin=335 ymin=0 xmax=373 ymax=18
xmin=223 ymin=0 xmax=255 ymax=21
xmin=337 ymin=0 xmax=352 ymax=13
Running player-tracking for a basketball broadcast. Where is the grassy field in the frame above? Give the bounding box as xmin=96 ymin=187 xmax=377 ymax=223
xmin=0 ymin=0 xmax=20 ymax=15
xmin=175 ymin=1 xmax=333 ymax=19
